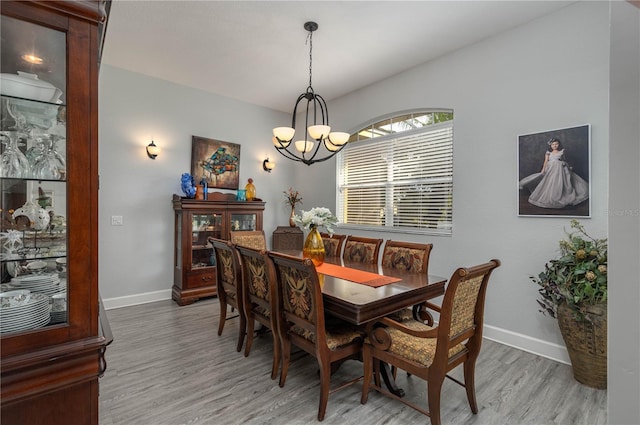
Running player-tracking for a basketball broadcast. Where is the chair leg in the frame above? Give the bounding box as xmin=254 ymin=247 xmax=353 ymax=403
xmin=236 ymin=312 xmax=246 ymax=353
xmin=464 ymin=359 xmax=479 ymax=413
xmin=270 ymin=331 xmax=280 ymax=380
xmin=373 ymin=358 xmax=381 ymax=388
xmin=361 ymin=344 xmax=372 ymax=404
xmin=279 ymin=337 xmax=291 ymax=388
xmin=317 ymin=360 xmax=331 ymax=421
xmin=244 ymin=315 xmax=255 ymax=357
xmin=427 ymin=376 xmax=445 ymax=425
xmin=217 ymin=298 xmax=227 ymax=336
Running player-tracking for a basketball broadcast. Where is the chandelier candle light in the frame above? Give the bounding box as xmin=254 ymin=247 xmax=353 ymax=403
xmin=272 ymin=21 xmax=350 ymax=165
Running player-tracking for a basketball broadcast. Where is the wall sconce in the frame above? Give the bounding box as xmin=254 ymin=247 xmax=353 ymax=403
xmin=262 ymin=158 xmax=275 ymax=173
xmin=146 ymin=140 xmax=160 ymax=160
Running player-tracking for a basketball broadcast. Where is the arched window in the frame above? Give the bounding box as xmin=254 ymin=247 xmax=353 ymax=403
xmin=337 ymin=110 xmax=453 ymax=235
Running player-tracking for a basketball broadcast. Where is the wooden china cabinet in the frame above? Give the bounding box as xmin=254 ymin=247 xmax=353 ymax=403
xmin=0 ymin=1 xmax=110 ymax=424
xmin=172 ymin=193 xmax=265 ymax=305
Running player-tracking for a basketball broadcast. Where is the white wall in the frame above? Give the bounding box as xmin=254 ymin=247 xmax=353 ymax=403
xmin=608 ymin=2 xmax=640 ymax=423
xmin=98 ymin=66 xmax=294 ymax=302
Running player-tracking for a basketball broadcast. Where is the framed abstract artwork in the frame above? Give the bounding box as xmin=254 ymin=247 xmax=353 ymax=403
xmin=517 ymin=124 xmax=591 ymax=217
xmin=191 ymin=136 xmax=241 ymax=190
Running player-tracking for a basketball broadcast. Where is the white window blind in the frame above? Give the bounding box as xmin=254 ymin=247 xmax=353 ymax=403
xmin=337 ymin=118 xmax=453 ymax=235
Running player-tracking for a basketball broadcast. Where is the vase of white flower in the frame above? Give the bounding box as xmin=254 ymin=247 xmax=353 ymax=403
xmin=293 ymin=207 xmax=338 ymax=267
xmin=303 ymin=225 xmax=325 ymax=266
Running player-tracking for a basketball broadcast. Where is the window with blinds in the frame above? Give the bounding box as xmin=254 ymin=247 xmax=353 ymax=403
xmin=337 ymin=111 xmax=453 ymax=235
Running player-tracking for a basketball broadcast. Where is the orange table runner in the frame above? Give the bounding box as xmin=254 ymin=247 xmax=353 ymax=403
xmin=316 ymin=262 xmax=401 ymax=287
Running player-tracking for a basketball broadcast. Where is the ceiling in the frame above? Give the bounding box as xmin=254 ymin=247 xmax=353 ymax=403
xmin=101 ymin=1 xmax=576 ymax=113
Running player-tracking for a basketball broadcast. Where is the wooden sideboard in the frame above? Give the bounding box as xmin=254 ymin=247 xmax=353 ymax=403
xmin=172 ymin=193 xmax=265 ymax=305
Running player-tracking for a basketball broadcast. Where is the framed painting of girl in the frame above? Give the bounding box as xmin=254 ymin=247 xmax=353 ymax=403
xmin=517 ymin=124 xmax=591 ymax=217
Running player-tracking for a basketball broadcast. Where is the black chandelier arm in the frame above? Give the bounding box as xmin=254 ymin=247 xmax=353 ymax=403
xmin=314 ymin=93 xmax=329 ymax=125
xmin=290 ymin=92 xmax=309 ymax=129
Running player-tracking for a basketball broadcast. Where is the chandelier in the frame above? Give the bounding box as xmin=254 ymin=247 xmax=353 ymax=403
xmin=272 ymin=21 xmax=350 ymax=166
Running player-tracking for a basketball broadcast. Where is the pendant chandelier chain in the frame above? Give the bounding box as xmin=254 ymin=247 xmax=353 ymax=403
xmin=307 ymin=31 xmax=313 ymax=92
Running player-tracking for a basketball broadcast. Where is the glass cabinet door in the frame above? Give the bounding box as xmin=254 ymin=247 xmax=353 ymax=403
xmin=191 ymin=212 xmax=221 ymax=269
xmin=230 ymin=213 xmax=257 ymax=231
xmin=0 ymin=15 xmax=68 ymax=335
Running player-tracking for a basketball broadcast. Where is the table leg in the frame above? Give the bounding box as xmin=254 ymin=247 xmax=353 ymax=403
xmin=379 ymin=362 xmax=405 ymax=397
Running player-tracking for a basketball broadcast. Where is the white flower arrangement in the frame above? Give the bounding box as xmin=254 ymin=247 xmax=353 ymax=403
xmin=293 ymin=207 xmax=338 ymax=236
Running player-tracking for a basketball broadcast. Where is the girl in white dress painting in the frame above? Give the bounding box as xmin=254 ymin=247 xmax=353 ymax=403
xmin=519 ymin=138 xmax=589 ymax=209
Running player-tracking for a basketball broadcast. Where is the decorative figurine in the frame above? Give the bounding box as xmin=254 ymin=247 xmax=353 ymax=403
xmin=181 ymin=173 xmax=196 ymax=198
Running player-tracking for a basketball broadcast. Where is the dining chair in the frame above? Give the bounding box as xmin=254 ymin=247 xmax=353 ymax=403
xmin=209 ymin=237 xmax=246 ymax=352
xmin=382 ymin=240 xmax=434 ymax=323
xmin=342 ymin=235 xmax=383 ymax=264
xmin=320 ymin=232 xmax=346 ymax=258
xmin=361 ymin=259 xmax=501 ymax=425
xmin=268 ymin=251 xmax=365 ymax=421
xmin=236 ymin=245 xmax=281 ymax=380
xmin=230 ymin=230 xmax=267 ymax=251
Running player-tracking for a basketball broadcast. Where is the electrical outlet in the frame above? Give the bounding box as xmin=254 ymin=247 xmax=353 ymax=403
xmin=111 ymin=215 xmax=123 ymax=226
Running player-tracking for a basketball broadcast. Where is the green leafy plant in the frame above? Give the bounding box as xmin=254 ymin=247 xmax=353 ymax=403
xmin=531 ymin=219 xmax=607 ymax=321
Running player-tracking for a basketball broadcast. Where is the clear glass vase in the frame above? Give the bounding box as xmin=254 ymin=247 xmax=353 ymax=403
xmin=303 ymin=225 xmax=325 ymax=267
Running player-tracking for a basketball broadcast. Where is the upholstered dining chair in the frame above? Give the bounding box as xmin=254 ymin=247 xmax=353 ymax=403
xmin=236 ymin=245 xmax=280 ymax=380
xmin=342 ymin=235 xmax=383 ymax=264
xmin=209 ymin=237 xmax=246 ymax=353
xmin=268 ymin=251 xmax=365 ymax=421
xmin=320 ymin=232 xmax=346 ymax=258
xmin=382 ymin=240 xmax=434 ymax=323
xmin=230 ymin=230 xmax=267 ymax=251
xmin=361 ymin=259 xmax=501 ymax=425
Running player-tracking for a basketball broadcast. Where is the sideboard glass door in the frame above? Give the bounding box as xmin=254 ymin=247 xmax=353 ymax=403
xmin=190 ymin=212 xmax=221 ymax=269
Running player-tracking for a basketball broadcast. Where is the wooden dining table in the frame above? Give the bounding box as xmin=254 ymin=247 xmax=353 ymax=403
xmin=276 ymin=251 xmax=447 ymax=397
xmin=319 ymin=258 xmax=446 ymax=326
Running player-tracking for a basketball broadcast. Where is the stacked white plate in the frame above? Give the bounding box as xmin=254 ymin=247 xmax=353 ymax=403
xmin=0 ymin=293 xmax=51 ymax=334
xmin=50 ymin=293 xmax=67 ymax=325
xmin=8 ymin=273 xmax=65 ymax=296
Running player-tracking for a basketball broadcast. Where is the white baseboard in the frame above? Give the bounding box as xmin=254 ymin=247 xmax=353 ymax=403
xmin=102 ymin=291 xmax=569 ymax=365
xmin=484 ymin=324 xmax=570 ymax=365
xmin=103 ymin=289 xmax=172 ymax=310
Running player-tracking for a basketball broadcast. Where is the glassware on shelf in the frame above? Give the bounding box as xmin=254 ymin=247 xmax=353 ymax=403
xmin=0 ymin=130 xmax=30 ymax=178
xmin=31 ymin=135 xmax=65 ymax=180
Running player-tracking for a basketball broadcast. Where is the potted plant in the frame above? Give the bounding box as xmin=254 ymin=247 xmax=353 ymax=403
xmin=531 ymin=219 xmax=607 ymax=389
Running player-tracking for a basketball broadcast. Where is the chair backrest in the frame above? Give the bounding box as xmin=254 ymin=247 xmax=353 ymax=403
xmin=320 ymin=233 xmax=346 ymax=257
xmin=381 ymin=240 xmax=433 ymax=274
xmin=343 ymin=236 xmax=383 ymax=264
xmin=209 ymin=237 xmax=243 ymax=306
xmin=434 ymin=259 xmax=501 ymax=363
xmin=236 ymin=245 xmax=278 ymax=326
xmin=230 ymin=230 xmax=267 ymax=250
xmin=268 ymin=251 xmax=327 ymax=351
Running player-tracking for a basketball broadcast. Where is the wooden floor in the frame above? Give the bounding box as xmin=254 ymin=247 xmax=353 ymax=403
xmin=99 ymin=298 xmax=607 ymax=425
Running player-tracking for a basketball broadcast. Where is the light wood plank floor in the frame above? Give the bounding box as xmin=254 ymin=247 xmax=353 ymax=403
xmin=99 ymin=299 xmax=607 ymax=425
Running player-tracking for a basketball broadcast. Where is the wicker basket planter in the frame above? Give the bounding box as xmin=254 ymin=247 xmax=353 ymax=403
xmin=557 ymin=302 xmax=607 ymax=389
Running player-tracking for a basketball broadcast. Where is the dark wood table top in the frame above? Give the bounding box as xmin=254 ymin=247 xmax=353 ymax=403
xmin=278 ymin=251 xmax=446 ymax=325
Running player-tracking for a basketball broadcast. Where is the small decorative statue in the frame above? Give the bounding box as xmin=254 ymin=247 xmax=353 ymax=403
xmin=181 ymin=173 xmax=196 ymax=198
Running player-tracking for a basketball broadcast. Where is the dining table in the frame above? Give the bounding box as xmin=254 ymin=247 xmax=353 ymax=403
xmin=276 ymin=250 xmax=447 ymax=396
